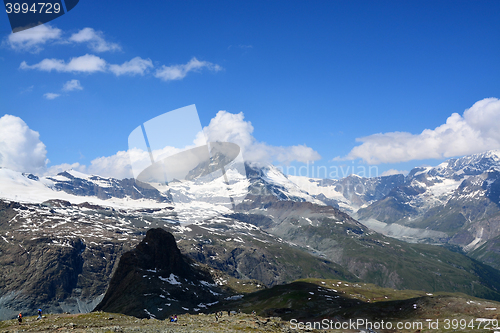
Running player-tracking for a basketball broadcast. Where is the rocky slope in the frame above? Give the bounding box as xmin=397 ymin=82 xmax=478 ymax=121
xmin=284 ymin=151 xmax=500 ymax=270
xmin=353 ymin=151 xmax=500 ymax=260
xmin=223 ymin=278 xmax=500 ymax=324
xmin=231 ymin=194 xmax=500 ymax=301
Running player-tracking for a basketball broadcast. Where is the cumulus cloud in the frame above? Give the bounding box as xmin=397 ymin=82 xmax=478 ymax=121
xmin=154 ymin=57 xmax=222 ymax=82
xmin=20 ymin=54 xmax=107 ymax=73
xmin=203 ymin=111 xmax=321 ymax=165
xmin=62 ymin=79 xmax=83 ymax=91
xmin=4 ymin=25 xmax=120 ymax=53
xmin=0 ymin=115 xmax=47 ymax=174
xmin=46 ymin=162 xmax=84 ymax=176
xmin=85 ymin=150 xmax=136 ymax=179
xmin=48 ymin=147 xmax=179 ymax=179
xmin=20 ymin=85 xmax=34 ymax=94
xmin=380 ymin=169 xmax=408 ymax=177
xmin=109 ymin=57 xmax=153 ymax=76
xmin=19 ymin=55 xmax=189 ymax=78
xmin=18 ymin=50 xmax=220 ymax=81
xmin=4 ymin=24 xmax=61 ymax=53
xmin=47 ymin=111 xmax=320 ymax=179
xmin=43 ymin=93 xmax=60 ymax=100
xmin=69 ymin=27 xmax=121 ymax=52
xmin=340 ymin=98 xmax=500 ymax=164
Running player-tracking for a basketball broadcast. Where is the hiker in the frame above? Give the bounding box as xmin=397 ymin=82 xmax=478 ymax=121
xmin=169 ymin=315 xmax=174 ymax=322
xmin=215 ymin=313 xmax=218 ymax=322
xmin=173 ymin=315 xmax=178 ymax=322
xmin=37 ymin=309 xmax=42 ymax=320
xmin=17 ymin=313 xmax=22 ymax=325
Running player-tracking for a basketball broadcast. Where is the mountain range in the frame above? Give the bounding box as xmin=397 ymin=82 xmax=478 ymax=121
xmin=301 ymin=151 xmax=500 ymax=270
xmin=1 ymin=150 xmax=500 ymax=320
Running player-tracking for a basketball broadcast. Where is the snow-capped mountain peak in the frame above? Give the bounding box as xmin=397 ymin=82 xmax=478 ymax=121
xmin=0 ymin=168 xmax=172 ymax=209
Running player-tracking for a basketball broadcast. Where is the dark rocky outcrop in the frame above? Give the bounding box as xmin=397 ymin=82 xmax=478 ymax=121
xmin=94 ymin=228 xmax=228 ymax=319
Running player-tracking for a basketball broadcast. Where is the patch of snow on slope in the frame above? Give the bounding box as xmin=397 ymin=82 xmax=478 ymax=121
xmin=360 ymin=218 xmax=448 ymax=244
xmin=463 ymin=228 xmax=486 ymax=252
xmin=288 ymin=176 xmax=348 ymax=201
xmin=159 ymin=274 xmax=182 ymax=285
xmin=427 ymin=178 xmax=462 ymax=197
xmin=262 ymin=167 xmax=324 ymax=205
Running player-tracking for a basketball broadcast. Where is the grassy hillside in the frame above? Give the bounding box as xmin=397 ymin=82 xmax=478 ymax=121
xmin=216 ymin=278 xmax=500 ymax=332
xmin=2 ymin=279 xmax=499 ymax=333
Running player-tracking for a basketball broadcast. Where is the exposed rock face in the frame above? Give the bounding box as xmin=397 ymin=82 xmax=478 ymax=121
xmin=95 ymin=228 xmax=227 ymax=319
xmin=49 ymin=171 xmax=172 ymax=203
xmin=174 ymin=216 xmax=356 ymax=287
xmin=0 ymin=199 xmax=138 ymax=320
xmin=0 ymin=233 xmax=87 ymax=320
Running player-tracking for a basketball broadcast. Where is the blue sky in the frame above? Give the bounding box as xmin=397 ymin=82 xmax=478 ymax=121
xmin=1 ymin=0 xmax=500 ymax=179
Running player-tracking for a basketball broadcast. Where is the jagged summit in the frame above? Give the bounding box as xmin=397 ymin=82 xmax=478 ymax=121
xmin=353 ymin=150 xmax=500 ymax=258
xmin=414 ymin=149 xmax=500 ymax=180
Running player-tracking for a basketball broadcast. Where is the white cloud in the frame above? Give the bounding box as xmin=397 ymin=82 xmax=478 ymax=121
xmin=5 ymin=24 xmax=61 ymax=53
xmin=43 ymin=93 xmax=60 ymax=100
xmin=20 ymin=54 xmax=107 ymax=73
xmin=62 ymin=79 xmax=83 ymax=91
xmin=154 ymin=57 xmax=222 ymax=81
xmin=47 ymin=111 xmax=320 ymax=179
xmin=203 ymin=111 xmax=321 ymax=165
xmin=20 ymin=55 xmax=154 ymax=77
xmin=203 ymin=111 xmax=254 ymax=149
xmin=46 ymin=162 xmax=84 ymax=176
xmin=109 ymin=57 xmax=153 ymax=76
xmin=20 ymin=85 xmax=34 ymax=94
xmin=84 ymin=150 xmax=136 ymax=179
xmin=341 ymin=98 xmax=500 ymax=164
xmin=4 ymin=25 xmax=120 ymax=53
xmin=47 ymin=147 xmax=183 ymax=180
xmin=18 ymin=51 xmax=221 ymax=82
xmin=0 ymin=115 xmax=47 ymax=174
xmin=380 ymin=169 xmax=408 ymax=177
xmin=69 ymin=27 xmax=121 ymax=52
